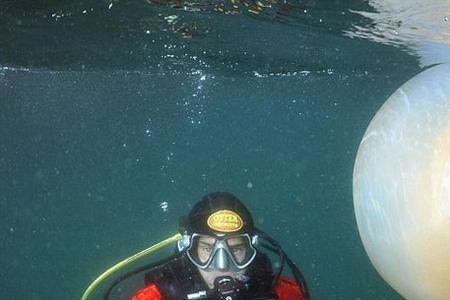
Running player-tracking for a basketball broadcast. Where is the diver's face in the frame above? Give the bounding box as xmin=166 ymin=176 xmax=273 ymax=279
xmin=196 ymin=235 xmax=247 ymax=289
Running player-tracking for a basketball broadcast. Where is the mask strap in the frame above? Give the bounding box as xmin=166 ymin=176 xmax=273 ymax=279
xmin=177 ymin=234 xmax=191 ymax=252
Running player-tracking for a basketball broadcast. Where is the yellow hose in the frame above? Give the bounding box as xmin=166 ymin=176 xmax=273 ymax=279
xmin=81 ymin=233 xmax=182 ymax=300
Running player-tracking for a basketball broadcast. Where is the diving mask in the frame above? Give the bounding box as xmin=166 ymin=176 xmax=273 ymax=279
xmin=180 ymin=233 xmax=258 ymax=271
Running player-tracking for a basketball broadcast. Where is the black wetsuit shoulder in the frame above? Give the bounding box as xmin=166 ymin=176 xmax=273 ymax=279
xmin=144 ymin=253 xmax=207 ymax=300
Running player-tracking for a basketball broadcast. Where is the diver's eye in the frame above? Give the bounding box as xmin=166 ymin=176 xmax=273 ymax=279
xmin=201 ymin=246 xmax=212 ymax=253
xmin=231 ymin=246 xmax=244 ymax=254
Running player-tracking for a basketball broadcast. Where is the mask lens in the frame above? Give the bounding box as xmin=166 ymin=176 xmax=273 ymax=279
xmin=225 ymin=235 xmax=255 ymax=266
xmin=187 ymin=235 xmax=216 ymax=267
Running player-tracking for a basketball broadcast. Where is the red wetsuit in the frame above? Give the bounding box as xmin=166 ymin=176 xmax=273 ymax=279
xmin=131 ymin=276 xmax=308 ymax=300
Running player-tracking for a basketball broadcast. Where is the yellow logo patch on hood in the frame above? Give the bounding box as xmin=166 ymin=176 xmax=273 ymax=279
xmin=207 ymin=210 xmax=243 ymax=232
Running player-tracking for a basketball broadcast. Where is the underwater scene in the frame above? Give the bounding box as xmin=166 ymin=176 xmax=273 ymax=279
xmin=1 ymin=0 xmax=449 ymax=299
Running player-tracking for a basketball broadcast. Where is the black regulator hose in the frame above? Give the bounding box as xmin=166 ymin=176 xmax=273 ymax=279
xmin=254 ymin=228 xmax=310 ymax=299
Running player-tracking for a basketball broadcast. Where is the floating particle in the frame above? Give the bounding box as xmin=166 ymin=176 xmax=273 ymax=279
xmin=160 ymin=201 xmax=169 ymax=212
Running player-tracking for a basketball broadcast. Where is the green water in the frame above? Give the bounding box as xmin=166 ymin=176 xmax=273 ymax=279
xmin=0 ymin=1 xmax=425 ymax=299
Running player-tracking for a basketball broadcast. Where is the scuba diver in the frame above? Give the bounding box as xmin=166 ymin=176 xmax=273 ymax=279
xmin=129 ymin=192 xmax=310 ymax=300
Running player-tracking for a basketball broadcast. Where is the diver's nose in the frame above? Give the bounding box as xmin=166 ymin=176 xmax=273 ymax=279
xmin=213 ymin=248 xmax=230 ymax=270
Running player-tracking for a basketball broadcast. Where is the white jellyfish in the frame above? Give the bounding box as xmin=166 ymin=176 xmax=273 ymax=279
xmin=353 ymin=64 xmax=450 ymax=300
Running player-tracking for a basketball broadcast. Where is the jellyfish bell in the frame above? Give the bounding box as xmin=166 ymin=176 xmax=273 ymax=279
xmin=353 ymin=63 xmax=450 ymax=300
